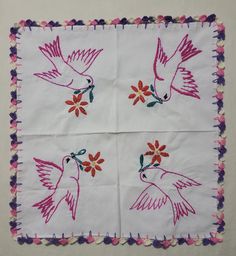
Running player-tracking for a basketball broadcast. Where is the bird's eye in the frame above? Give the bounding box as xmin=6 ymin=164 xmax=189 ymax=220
xmin=87 ymin=79 xmax=91 ymax=84
xmin=163 ymin=93 xmax=168 ymax=100
xmin=142 ymin=173 xmax=147 ymax=179
xmin=66 ymin=158 xmax=70 ymax=163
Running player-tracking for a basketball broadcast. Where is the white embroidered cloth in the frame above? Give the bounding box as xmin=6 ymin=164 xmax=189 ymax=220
xmin=16 ymin=23 xmax=219 ymax=239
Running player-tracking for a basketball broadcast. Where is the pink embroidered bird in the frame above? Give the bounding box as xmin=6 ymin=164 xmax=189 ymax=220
xmin=130 ymin=166 xmax=201 ymax=225
xmin=153 ymin=34 xmax=202 ymax=102
xmin=32 ymin=151 xmax=85 ymax=223
xmin=33 ymin=36 xmax=103 ymax=91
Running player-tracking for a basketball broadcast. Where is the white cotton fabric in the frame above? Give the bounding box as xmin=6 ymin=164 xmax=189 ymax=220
xmin=17 ymin=22 xmax=218 ymax=238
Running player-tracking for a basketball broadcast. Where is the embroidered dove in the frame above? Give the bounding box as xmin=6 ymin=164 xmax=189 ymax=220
xmin=34 ymin=36 xmax=103 ymax=90
xmin=130 ymin=166 xmax=201 ymax=225
xmin=33 ymin=154 xmax=81 ymax=223
xmin=153 ymin=34 xmax=202 ymax=102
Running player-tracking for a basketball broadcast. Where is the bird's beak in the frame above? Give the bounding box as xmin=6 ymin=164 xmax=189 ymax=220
xmin=142 ymin=173 xmax=147 ymax=179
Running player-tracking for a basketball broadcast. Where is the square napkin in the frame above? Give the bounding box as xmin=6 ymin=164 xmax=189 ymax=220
xmin=9 ymin=15 xmax=226 ymax=247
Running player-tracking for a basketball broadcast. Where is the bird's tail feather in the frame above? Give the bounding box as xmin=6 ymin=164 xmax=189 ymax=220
xmin=33 ymin=194 xmax=56 ymax=223
xmin=171 ymin=193 xmax=196 ymax=225
xmin=177 ymin=34 xmax=201 ymax=63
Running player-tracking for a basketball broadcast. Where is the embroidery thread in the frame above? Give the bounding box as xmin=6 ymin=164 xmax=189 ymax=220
xmin=130 ymin=140 xmax=201 ymax=225
xmin=33 ymin=36 xmax=103 ymax=117
xmin=33 ymin=149 xmax=104 ymax=223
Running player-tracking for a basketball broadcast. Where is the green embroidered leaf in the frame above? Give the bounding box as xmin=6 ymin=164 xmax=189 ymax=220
xmin=147 ymin=101 xmax=157 ymax=107
xmin=153 ymin=163 xmax=160 ymax=167
xmin=140 ymin=154 xmax=144 ymax=167
xmin=79 ymin=165 xmax=84 ymax=171
xmin=74 ymin=90 xmax=81 ymax=94
xmin=89 ymin=90 xmax=94 ymax=102
xmin=150 ymin=84 xmax=154 ymax=92
xmin=78 ymin=149 xmax=86 ymax=155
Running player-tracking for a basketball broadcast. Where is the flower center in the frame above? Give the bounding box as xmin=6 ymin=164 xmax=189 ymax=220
xmin=155 ymin=149 xmax=160 ymax=155
xmin=137 ymin=89 xmax=143 ymax=96
xmin=91 ymin=161 xmax=96 ymax=167
xmin=75 ymin=102 xmax=81 ymax=108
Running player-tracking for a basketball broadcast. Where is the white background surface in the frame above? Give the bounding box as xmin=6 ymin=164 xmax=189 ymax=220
xmin=0 ymin=0 xmax=236 ymax=255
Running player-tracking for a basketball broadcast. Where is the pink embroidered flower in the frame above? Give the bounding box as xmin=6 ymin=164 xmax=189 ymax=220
xmin=65 ymin=94 xmax=88 ymax=117
xmin=179 ymin=15 xmax=186 ymax=24
xmin=157 ymin=15 xmax=164 ymax=23
xmin=40 ymin=21 xmax=48 ymax=28
xmin=128 ymin=80 xmax=152 ymax=105
xmin=217 ymin=24 xmax=225 ymax=32
xmin=111 ymin=18 xmax=120 ymax=26
xmin=19 ymin=20 xmax=26 ymax=28
xmin=145 ymin=140 xmax=169 ymax=164
xmin=199 ymin=15 xmax=207 ymax=22
xmin=134 ymin=17 xmax=142 ymax=25
xmin=9 ymin=34 xmax=16 ymax=41
xmin=82 ymin=152 xmax=104 ymax=177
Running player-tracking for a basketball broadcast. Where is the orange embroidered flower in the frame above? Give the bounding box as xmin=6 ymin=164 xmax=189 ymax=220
xmin=128 ymin=80 xmax=152 ymax=105
xmin=145 ymin=140 xmax=169 ymax=164
xmin=82 ymin=152 xmax=104 ymax=177
xmin=65 ymin=94 xmax=88 ymax=117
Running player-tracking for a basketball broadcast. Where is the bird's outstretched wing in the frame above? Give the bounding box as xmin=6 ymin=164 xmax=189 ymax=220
xmin=33 ymin=36 xmax=74 ymax=88
xmin=171 ymin=66 xmax=200 ymax=99
xmin=66 ymin=48 xmax=103 ymax=74
xmin=153 ymin=37 xmax=169 ymax=81
xmin=34 ymin=68 xmax=74 ymax=88
xmin=160 ymin=168 xmax=201 ymax=190
xmin=33 ymin=158 xmax=63 ymax=190
xmin=130 ymin=184 xmax=168 ymax=210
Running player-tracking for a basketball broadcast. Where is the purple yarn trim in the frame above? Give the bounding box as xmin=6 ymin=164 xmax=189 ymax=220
xmin=212 ymin=19 xmax=226 ymax=239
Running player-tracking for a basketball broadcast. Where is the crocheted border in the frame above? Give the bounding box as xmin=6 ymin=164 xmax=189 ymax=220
xmin=9 ymin=14 xmax=226 ymax=248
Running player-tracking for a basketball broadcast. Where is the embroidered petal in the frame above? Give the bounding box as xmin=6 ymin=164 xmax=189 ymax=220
xmin=138 ymin=80 xmax=143 ymax=90
xmin=80 ymin=101 xmax=88 ymax=106
xmin=73 ymin=94 xmax=78 ymax=103
xmin=68 ymin=106 xmax=76 ymax=113
xmin=159 ymin=145 xmax=166 ymax=151
xmin=147 ymin=143 xmax=155 ymax=151
xmin=75 ymin=108 xmax=80 ymax=117
xmin=151 ymin=155 xmax=156 ymax=164
xmin=129 ymin=93 xmax=136 ymax=99
xmin=65 ymin=100 xmax=75 ymax=105
xmin=160 ymin=152 xmax=169 ymax=157
xmin=95 ymin=165 xmax=102 ymax=171
xmin=97 ymin=158 xmax=104 ymax=164
xmin=142 ymin=85 xmax=149 ymax=91
xmin=139 ymin=95 xmax=145 ymax=103
xmin=133 ymin=97 xmax=139 ymax=105
xmin=144 ymin=151 xmax=154 ymax=156
xmin=94 ymin=152 xmax=101 ymax=161
xmin=155 ymin=140 xmax=159 ymax=149
xmin=82 ymin=161 xmax=91 ymax=166
xmin=91 ymin=168 xmax=96 ymax=177
xmin=89 ymin=154 xmax=94 ymax=161
xmin=152 ymin=154 xmax=161 ymax=164
xmin=76 ymin=94 xmax=82 ymax=102
xmin=156 ymin=155 xmax=162 ymax=163
xmin=131 ymin=85 xmax=138 ymax=92
xmin=85 ymin=166 xmax=92 ymax=172
xmin=79 ymin=107 xmax=87 ymax=115
xmin=143 ymin=91 xmax=152 ymax=96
